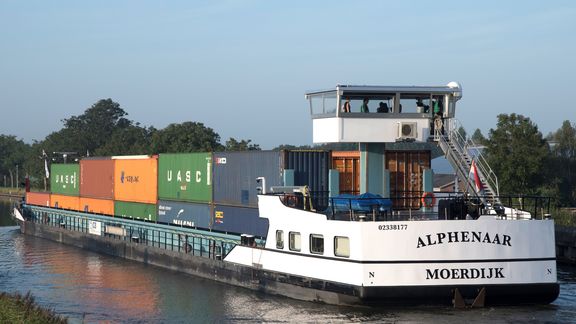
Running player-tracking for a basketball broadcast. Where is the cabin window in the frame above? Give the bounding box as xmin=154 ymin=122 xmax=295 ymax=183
xmin=276 ymin=230 xmax=284 ymax=249
xmin=340 ymin=94 xmax=396 ymax=114
xmin=309 ymin=93 xmax=337 ymax=116
xmin=289 ymin=231 xmax=301 ymax=252
xmin=334 ymin=236 xmax=350 ymax=258
xmin=399 ymin=93 xmax=432 ymax=114
xmin=309 ymin=234 xmax=324 ymax=255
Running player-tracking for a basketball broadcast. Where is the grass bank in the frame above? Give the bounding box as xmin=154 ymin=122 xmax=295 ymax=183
xmin=0 ymin=187 xmax=25 ymax=197
xmin=554 ymin=208 xmax=576 ymax=227
xmin=0 ymin=291 xmax=67 ymax=324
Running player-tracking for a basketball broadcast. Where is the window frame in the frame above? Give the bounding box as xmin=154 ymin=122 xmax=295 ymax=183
xmin=309 ymin=234 xmax=324 ymax=255
xmin=289 ymin=231 xmax=301 ymax=252
xmin=276 ymin=230 xmax=284 ymax=249
xmin=334 ymin=236 xmax=350 ymax=258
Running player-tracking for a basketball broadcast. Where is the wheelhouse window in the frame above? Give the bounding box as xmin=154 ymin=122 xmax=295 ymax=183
xmin=276 ymin=230 xmax=284 ymax=249
xmin=310 ymin=234 xmax=324 ymax=255
xmin=309 ymin=92 xmax=337 ymax=117
xmin=399 ymin=93 xmax=432 ymax=114
xmin=334 ymin=236 xmax=350 ymax=258
xmin=340 ymin=94 xmax=396 ymax=114
xmin=289 ymin=231 xmax=301 ymax=251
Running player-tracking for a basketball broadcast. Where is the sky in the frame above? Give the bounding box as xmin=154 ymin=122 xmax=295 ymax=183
xmin=1 ymin=0 xmax=575 ymax=149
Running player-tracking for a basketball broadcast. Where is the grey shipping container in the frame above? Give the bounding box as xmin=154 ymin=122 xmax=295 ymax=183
xmin=157 ymin=200 xmax=211 ymax=229
xmin=212 ymin=205 xmax=269 ymax=238
xmin=213 ymin=151 xmax=283 ymax=207
xmin=282 ymin=150 xmax=331 ymax=210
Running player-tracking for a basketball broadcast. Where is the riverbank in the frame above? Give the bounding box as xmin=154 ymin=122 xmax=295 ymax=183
xmin=0 ymin=187 xmax=25 ymax=199
xmin=0 ymin=291 xmax=67 ymax=323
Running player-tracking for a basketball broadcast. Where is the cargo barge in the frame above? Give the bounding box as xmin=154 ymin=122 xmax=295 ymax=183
xmin=13 ymin=82 xmax=559 ymax=307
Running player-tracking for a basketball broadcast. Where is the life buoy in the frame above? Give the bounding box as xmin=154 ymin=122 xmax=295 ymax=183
xmin=286 ymin=195 xmax=298 ymax=208
xmin=421 ymin=192 xmax=436 ymax=208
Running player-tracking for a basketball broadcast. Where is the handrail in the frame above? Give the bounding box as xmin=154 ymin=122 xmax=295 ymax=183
xmin=435 ymin=119 xmax=500 ymax=204
xmin=450 ymin=119 xmax=499 ymax=198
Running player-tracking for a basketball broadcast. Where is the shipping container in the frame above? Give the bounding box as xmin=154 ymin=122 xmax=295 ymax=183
xmin=114 ymin=200 xmax=157 ymax=222
xmin=283 ymin=150 xmax=331 ymax=211
xmin=385 ymin=150 xmax=431 ymax=209
xmin=212 ymin=205 xmax=269 ymax=237
xmin=158 ymin=153 xmax=212 ymax=203
xmin=80 ymin=197 xmax=114 ymax=215
xmin=50 ymin=194 xmax=80 ymax=211
xmin=332 ymin=151 xmax=360 ymax=195
xmin=80 ymin=158 xmax=114 ymax=199
xmin=113 ymin=156 xmax=158 ymax=204
xmin=50 ymin=164 xmax=80 ymax=195
xmin=26 ymin=191 xmax=50 ymax=206
xmin=213 ymin=151 xmax=283 ymax=207
xmin=157 ymin=200 xmax=211 ymax=228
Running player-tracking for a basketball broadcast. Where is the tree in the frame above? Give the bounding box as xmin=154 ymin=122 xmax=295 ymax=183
xmin=38 ymin=99 xmax=133 ymax=156
xmin=0 ymin=135 xmax=31 ymax=187
xmin=456 ymin=126 xmax=467 ymax=140
xmin=546 ymin=120 xmax=576 ymax=206
xmin=151 ymin=122 xmax=224 ymax=153
xmin=95 ymin=125 xmax=156 ymax=156
xmin=471 ymin=128 xmax=487 ymax=146
xmin=485 ymin=114 xmax=549 ymax=195
xmin=224 ymin=138 xmax=261 ymax=151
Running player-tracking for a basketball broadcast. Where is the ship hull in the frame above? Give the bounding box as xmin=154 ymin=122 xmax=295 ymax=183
xmin=17 ymin=219 xmax=559 ymax=306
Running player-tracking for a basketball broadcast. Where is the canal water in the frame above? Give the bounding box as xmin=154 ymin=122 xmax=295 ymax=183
xmin=1 ymin=199 xmax=575 ymax=323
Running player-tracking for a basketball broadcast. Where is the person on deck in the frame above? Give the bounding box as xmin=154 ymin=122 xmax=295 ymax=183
xmin=342 ymin=97 xmax=351 ymax=113
xmin=377 ymin=102 xmax=389 ymax=113
xmin=360 ymin=98 xmax=369 ymax=113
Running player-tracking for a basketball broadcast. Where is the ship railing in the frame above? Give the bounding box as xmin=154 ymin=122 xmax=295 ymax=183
xmin=277 ymin=192 xmax=553 ymax=222
xmin=24 ymin=205 xmax=253 ymax=261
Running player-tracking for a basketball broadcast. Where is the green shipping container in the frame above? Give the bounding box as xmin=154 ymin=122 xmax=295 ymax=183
xmin=158 ymin=153 xmax=213 ymax=203
xmin=114 ymin=200 xmax=157 ymax=222
xmin=50 ymin=164 xmax=80 ymax=195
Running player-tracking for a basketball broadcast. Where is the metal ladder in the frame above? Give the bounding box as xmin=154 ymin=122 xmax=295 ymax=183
xmin=434 ymin=118 xmax=500 ymax=206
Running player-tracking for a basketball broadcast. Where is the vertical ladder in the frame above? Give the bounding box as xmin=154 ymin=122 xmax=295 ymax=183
xmin=435 ymin=119 xmax=500 ymax=206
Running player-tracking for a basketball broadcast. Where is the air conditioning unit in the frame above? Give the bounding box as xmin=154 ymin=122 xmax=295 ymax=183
xmin=398 ymin=122 xmax=418 ymax=139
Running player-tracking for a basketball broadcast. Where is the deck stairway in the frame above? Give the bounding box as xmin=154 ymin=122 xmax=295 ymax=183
xmin=434 ymin=119 xmax=501 ymax=206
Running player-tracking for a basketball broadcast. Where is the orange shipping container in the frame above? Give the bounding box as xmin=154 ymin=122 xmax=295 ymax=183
xmin=50 ymin=194 xmax=80 ymax=211
xmin=113 ymin=156 xmax=158 ymax=204
xmin=79 ymin=197 xmax=114 ymax=215
xmin=26 ymin=192 xmax=50 ymax=206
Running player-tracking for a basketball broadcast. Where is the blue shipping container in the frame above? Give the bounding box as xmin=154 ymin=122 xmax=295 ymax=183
xmin=157 ymin=200 xmax=212 ymax=229
xmin=212 ymin=205 xmax=269 ymax=238
xmin=213 ymin=151 xmax=283 ymax=207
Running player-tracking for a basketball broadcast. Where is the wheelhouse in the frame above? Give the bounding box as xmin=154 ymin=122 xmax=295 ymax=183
xmin=305 ymin=83 xmax=462 ymax=143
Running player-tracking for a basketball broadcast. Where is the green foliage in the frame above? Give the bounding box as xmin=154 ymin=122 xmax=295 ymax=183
xmin=225 ymin=138 xmax=261 ymax=151
xmin=0 ymin=135 xmax=31 ymax=187
xmin=95 ymin=125 xmax=156 ymax=156
xmin=0 ymin=291 xmax=67 ymax=324
xmin=151 ymin=122 xmax=224 ymax=153
xmin=545 ymin=120 xmax=576 ymax=206
xmin=485 ymin=113 xmax=549 ymax=195
xmin=471 ymin=128 xmax=487 ymax=146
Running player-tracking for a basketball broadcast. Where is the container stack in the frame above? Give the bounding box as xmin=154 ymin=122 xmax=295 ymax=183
xmin=50 ymin=163 xmax=80 ymax=210
xmin=113 ymin=155 xmax=158 ymax=221
xmin=25 ymin=150 xmax=334 ymax=238
xmin=157 ymin=152 xmax=213 ymax=229
xmin=79 ymin=158 xmax=115 ymax=215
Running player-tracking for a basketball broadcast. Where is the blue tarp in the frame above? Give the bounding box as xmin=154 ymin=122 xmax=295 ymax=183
xmin=330 ymin=193 xmax=392 ymax=213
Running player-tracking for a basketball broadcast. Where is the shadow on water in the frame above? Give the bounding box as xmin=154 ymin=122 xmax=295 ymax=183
xmin=0 ymin=198 xmax=17 ymax=227
xmin=1 ymin=199 xmax=576 ymax=323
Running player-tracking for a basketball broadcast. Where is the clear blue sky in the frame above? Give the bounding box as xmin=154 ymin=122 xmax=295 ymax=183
xmin=1 ymin=1 xmax=574 ymax=149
